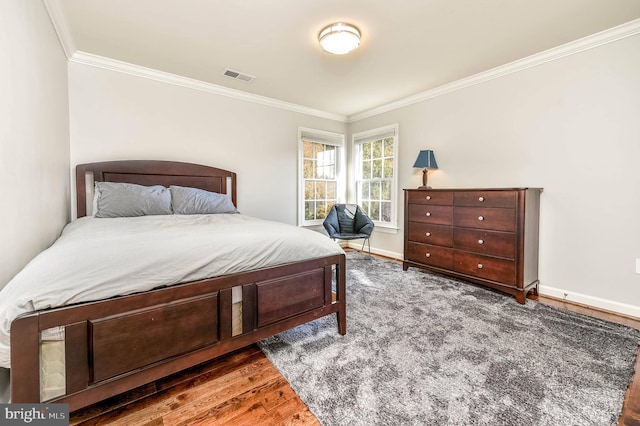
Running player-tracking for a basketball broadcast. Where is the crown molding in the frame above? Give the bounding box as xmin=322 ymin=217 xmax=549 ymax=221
xmin=348 ymin=18 xmax=640 ymax=123
xmin=43 ymin=0 xmax=639 ymax=125
xmin=69 ymin=52 xmax=348 ymax=122
xmin=42 ymin=0 xmax=75 ymax=59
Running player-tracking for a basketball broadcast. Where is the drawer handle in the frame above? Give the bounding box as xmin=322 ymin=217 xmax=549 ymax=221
xmin=478 ymin=239 xmax=484 ymax=244
xmin=477 ymin=263 xmax=483 ymax=269
xmin=479 ymin=196 xmax=485 ymax=202
xmin=478 ymin=216 xmax=484 ymax=221
xmin=426 ymin=232 xmax=431 ymax=237
xmin=426 ymin=195 xmax=431 ymax=200
xmin=426 ymin=212 xmax=431 ymax=217
xmin=425 ymin=253 xmax=431 ymax=258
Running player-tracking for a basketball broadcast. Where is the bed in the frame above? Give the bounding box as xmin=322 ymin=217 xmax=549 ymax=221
xmin=4 ymin=160 xmax=346 ymax=411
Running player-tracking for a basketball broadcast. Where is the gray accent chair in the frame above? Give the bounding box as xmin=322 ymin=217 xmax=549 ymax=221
xmin=323 ymin=204 xmax=374 ymax=254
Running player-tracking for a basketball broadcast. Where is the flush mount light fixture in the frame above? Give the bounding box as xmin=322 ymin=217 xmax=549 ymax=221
xmin=318 ymin=22 xmax=361 ymax=55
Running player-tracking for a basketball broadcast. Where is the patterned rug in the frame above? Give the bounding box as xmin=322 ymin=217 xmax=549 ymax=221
xmin=259 ymin=252 xmax=640 ymax=425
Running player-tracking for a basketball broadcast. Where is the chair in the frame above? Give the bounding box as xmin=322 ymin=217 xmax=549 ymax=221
xmin=323 ymin=204 xmax=374 ymax=253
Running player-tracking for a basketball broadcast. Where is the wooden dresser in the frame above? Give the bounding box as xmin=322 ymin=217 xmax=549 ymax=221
xmin=403 ymin=188 xmax=542 ymax=304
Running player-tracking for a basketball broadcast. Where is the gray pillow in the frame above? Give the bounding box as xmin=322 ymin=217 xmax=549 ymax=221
xmin=94 ymin=182 xmax=172 ymax=218
xmin=170 ymin=185 xmax=236 ymax=215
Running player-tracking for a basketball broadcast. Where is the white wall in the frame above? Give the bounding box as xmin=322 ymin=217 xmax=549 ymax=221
xmin=68 ymin=62 xmax=346 ymax=224
xmin=350 ymin=34 xmax=640 ymax=316
xmin=0 ymin=1 xmax=70 ymax=289
xmin=0 ymin=0 xmax=70 ymax=402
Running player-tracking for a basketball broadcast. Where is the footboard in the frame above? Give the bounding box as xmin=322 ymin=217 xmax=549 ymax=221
xmin=10 ymin=254 xmax=346 ymax=411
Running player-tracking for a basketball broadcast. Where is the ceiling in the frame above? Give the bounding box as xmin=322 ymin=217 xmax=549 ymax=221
xmin=53 ymin=0 xmax=640 ymax=118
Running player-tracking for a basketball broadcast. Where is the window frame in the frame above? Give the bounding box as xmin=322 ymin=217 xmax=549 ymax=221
xmin=298 ymin=127 xmax=346 ymax=227
xmin=352 ymin=124 xmax=399 ymax=230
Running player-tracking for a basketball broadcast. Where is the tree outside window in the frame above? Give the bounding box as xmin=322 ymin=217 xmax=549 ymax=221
xmin=299 ymin=128 xmax=344 ymax=226
xmin=354 ymin=125 xmax=398 ymax=228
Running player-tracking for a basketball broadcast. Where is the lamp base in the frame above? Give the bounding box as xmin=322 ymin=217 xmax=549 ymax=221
xmin=417 ymin=186 xmax=432 ymax=190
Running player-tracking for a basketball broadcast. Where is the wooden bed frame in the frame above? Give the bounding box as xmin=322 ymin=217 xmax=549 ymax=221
xmin=10 ymin=160 xmax=346 ymax=411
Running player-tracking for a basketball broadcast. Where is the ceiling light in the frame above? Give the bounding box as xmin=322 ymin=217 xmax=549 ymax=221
xmin=318 ymin=23 xmax=361 ymax=55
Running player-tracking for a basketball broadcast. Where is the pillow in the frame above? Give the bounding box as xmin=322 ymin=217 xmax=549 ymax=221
xmin=170 ymin=185 xmax=236 ymax=215
xmin=94 ymin=182 xmax=172 ymax=218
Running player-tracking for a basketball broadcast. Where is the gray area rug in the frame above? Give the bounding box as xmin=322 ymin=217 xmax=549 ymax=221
xmin=259 ymin=252 xmax=640 ymax=425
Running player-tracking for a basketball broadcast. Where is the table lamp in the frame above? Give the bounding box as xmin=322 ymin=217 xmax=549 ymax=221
xmin=413 ymin=150 xmax=438 ymax=189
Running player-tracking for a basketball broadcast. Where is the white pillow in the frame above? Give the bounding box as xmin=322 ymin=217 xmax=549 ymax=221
xmin=94 ymin=182 xmax=172 ymax=218
xmin=170 ymin=186 xmax=236 ymax=215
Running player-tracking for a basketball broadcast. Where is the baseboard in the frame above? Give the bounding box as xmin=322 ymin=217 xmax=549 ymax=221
xmin=345 ymin=241 xmax=402 ymax=261
xmin=539 ymin=285 xmax=640 ymax=320
xmin=341 ymin=244 xmax=640 ymax=320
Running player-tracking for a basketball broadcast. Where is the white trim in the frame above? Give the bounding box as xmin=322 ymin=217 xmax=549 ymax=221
xmin=539 ymin=285 xmax=640 ymax=319
xmin=349 ymin=18 xmax=640 ymax=123
xmin=346 ymin=242 xmax=402 ymax=261
xmin=42 ymin=0 xmax=76 ymax=59
xmin=352 ymin=124 xmax=397 ymax=144
xmin=352 ymin=123 xmax=400 ymax=229
xmin=42 ymin=2 xmax=640 ymax=124
xmin=373 ymin=226 xmax=399 ymax=235
xmin=69 ymin=51 xmax=349 ymax=122
xmin=299 ymin=127 xmax=345 ymax=146
xmin=298 ymin=127 xmax=346 ymax=227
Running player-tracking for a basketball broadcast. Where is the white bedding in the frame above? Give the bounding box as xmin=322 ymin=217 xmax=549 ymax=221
xmin=0 ymin=214 xmax=343 ymax=368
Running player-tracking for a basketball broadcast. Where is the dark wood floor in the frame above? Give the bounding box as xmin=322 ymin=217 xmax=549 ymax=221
xmin=70 ymin=260 xmax=640 ymax=425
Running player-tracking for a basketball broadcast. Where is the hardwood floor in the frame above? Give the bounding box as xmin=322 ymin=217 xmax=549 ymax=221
xmin=70 ymin=345 xmax=319 ymax=426
xmin=70 ymin=257 xmax=640 ymax=425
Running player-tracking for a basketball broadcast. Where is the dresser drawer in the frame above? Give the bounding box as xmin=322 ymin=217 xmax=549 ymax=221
xmin=453 ymin=228 xmax=516 ymax=258
xmin=407 ymin=191 xmax=453 ymax=205
xmin=408 ymin=223 xmax=453 ymax=247
xmin=406 ymin=243 xmax=453 ymax=270
xmin=454 ymin=191 xmax=516 ymax=208
xmin=453 ymin=252 xmax=516 ymax=285
xmin=453 ymin=207 xmax=515 ymax=232
xmin=408 ymin=204 xmax=452 ymax=225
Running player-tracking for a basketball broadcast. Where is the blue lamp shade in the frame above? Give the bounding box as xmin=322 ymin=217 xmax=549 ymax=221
xmin=413 ymin=150 xmax=438 ymax=189
xmin=413 ymin=150 xmax=438 ymax=169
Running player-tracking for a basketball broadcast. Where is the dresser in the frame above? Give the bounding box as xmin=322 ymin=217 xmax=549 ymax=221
xmin=403 ymin=188 xmax=542 ymax=304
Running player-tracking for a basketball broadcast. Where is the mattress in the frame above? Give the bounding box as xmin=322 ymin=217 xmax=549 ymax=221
xmin=0 ymin=214 xmax=343 ymax=368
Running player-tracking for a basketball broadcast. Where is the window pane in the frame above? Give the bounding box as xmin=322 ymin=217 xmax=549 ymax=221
xmin=315 ymin=181 xmax=326 ymax=200
xmin=362 ymin=181 xmax=370 ymax=200
xmin=383 ymin=158 xmax=394 ymax=178
xmin=362 ymin=142 xmax=372 ymax=160
xmin=381 ymin=202 xmax=391 ymax=223
xmin=300 ymin=131 xmax=344 ymax=225
xmin=326 ymin=181 xmax=337 ymax=199
xmin=362 ymin=201 xmax=370 ymax=216
xmin=303 ymin=141 xmax=313 ymax=158
xmin=372 ymin=159 xmax=383 ymax=179
xmin=304 ymin=159 xmax=315 ymax=179
xmin=313 ymin=143 xmax=324 ymax=157
xmin=371 ymin=201 xmax=381 ymax=221
xmin=362 ymin=160 xmax=371 ymax=179
xmin=372 ymin=139 xmax=382 ymax=158
xmin=353 ymin=127 xmax=396 ymax=227
xmin=317 ymin=148 xmax=335 ymax=179
xmin=371 ymin=181 xmax=381 ymax=200
xmin=381 ymin=180 xmax=391 ymax=200
xmin=384 ymin=138 xmax=394 ymax=157
xmin=305 ymin=201 xmax=315 ymax=220
xmin=315 ymin=201 xmax=327 ymax=219
xmin=304 ymin=180 xmax=314 ymax=200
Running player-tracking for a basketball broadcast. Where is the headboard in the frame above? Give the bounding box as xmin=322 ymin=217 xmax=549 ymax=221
xmin=76 ymin=160 xmax=237 ymax=218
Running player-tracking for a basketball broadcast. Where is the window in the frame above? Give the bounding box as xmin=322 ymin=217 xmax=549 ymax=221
xmin=353 ymin=124 xmax=398 ymax=228
xmin=298 ymin=128 xmax=345 ymax=226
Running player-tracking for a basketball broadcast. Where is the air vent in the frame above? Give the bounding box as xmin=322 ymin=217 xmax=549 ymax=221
xmin=222 ymin=68 xmax=255 ymax=83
